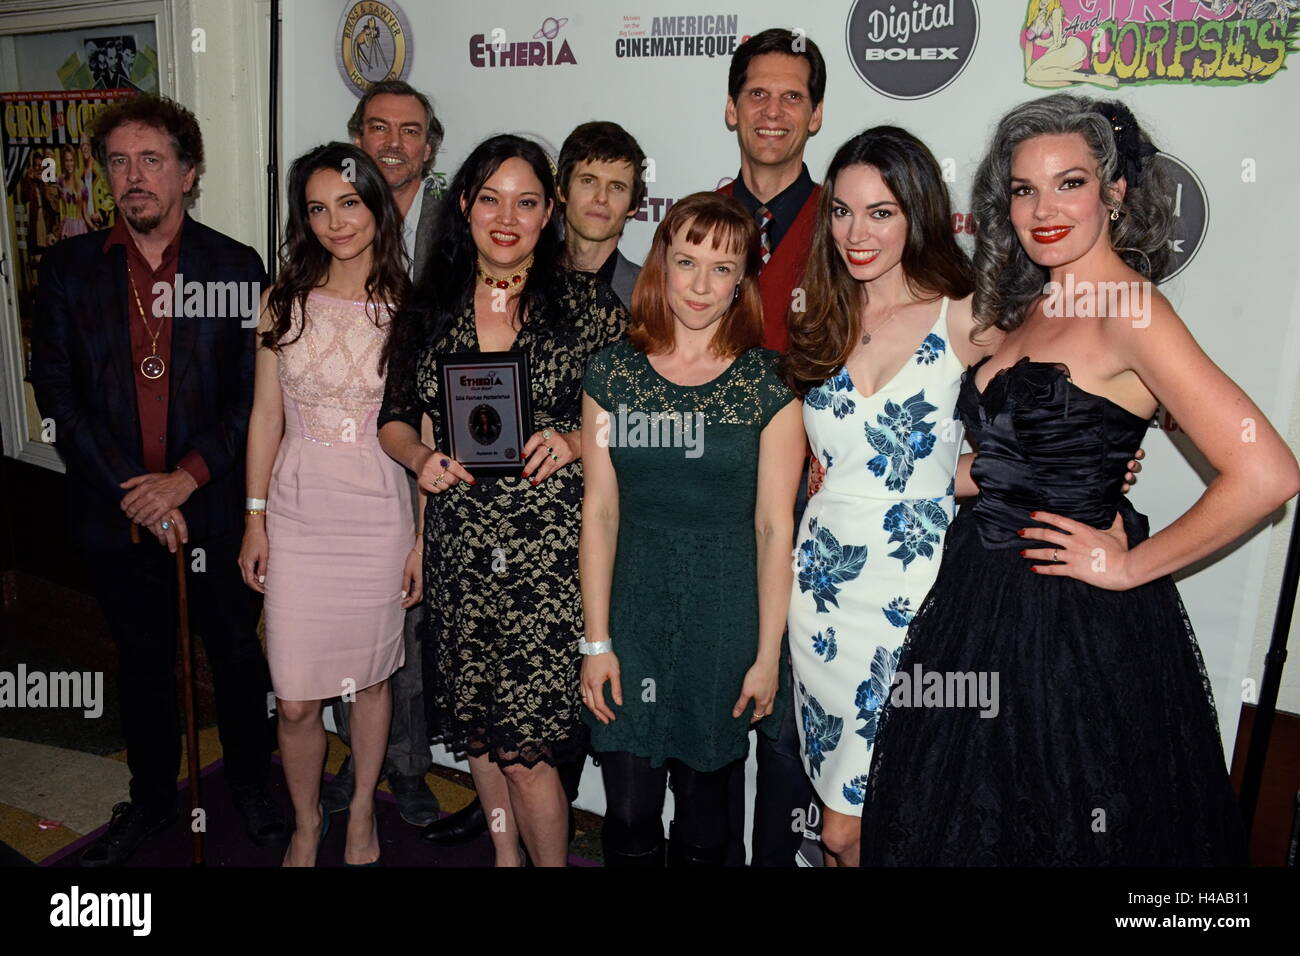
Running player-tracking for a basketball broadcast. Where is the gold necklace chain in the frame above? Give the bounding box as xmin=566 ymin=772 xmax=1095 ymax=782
xmin=128 ymin=263 xmax=167 ymax=379
xmin=861 ymin=306 xmax=901 ymax=345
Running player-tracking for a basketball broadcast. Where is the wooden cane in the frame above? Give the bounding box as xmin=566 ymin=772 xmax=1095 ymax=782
xmin=129 ymin=519 xmax=204 ymax=865
xmin=173 ymin=541 xmax=205 ymax=867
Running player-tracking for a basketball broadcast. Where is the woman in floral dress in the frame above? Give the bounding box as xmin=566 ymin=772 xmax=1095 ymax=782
xmin=781 ymin=128 xmax=992 ymax=867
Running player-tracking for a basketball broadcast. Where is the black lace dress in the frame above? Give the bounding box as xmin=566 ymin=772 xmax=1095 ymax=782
xmin=859 ymin=357 xmax=1248 ymax=866
xmin=379 ymin=270 xmax=626 ymax=767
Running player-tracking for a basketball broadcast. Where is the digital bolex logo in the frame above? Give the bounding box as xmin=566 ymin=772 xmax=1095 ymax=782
xmin=335 ymin=0 xmax=413 ymax=96
xmin=845 ymin=0 xmax=980 ymax=99
xmin=1152 ymin=152 xmax=1208 ymax=282
xmin=470 ymin=16 xmax=578 ymax=68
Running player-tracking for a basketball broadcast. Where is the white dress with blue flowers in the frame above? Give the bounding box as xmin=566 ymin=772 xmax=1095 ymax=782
xmin=790 ymin=297 xmax=963 ymax=816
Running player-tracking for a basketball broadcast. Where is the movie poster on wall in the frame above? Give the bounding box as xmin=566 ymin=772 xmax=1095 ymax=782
xmin=2 ymin=90 xmax=135 ymax=441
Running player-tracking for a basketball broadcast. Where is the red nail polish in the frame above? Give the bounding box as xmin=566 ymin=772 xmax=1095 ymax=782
xmin=531 ymin=478 xmax=539 ymax=485
xmin=1029 ymin=566 xmax=1039 ymax=573
xmin=1017 ymin=529 xmax=1025 ymax=537
xmin=1019 ymin=550 xmax=1026 ymax=557
xmin=1030 ymin=511 xmax=1039 ymax=518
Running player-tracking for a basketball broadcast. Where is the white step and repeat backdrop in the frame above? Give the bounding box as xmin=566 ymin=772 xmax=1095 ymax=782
xmin=287 ymin=0 xmax=1300 ymax=841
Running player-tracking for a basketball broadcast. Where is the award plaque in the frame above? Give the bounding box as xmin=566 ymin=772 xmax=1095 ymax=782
xmin=435 ymin=351 xmax=534 ymax=477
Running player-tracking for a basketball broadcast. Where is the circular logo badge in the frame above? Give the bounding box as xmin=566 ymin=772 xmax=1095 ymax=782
xmin=845 ymin=0 xmax=980 ymax=100
xmin=1153 ymin=153 xmax=1208 ymax=283
xmin=336 ymin=0 xmax=413 ymax=96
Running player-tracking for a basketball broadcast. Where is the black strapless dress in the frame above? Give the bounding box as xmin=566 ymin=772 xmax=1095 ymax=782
xmin=859 ymin=357 xmax=1247 ymax=866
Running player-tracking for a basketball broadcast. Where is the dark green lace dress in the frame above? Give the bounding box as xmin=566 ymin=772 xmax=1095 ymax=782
xmin=581 ymin=341 xmax=796 ymax=772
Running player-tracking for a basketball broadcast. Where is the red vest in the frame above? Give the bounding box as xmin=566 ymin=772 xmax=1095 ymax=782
xmin=719 ymin=180 xmax=821 ymax=353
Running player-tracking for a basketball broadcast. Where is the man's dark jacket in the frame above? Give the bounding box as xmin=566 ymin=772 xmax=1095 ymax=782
xmin=30 ymin=214 xmax=265 ymax=551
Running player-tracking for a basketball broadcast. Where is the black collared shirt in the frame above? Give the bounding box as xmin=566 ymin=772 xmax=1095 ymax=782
xmin=730 ymin=164 xmax=816 ymax=255
xmin=595 ymin=247 xmax=619 ymax=288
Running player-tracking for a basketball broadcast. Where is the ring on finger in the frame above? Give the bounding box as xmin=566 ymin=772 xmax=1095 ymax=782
xmin=1052 ymin=548 xmax=1059 ymax=562
xmin=549 ymin=451 xmax=559 ymax=462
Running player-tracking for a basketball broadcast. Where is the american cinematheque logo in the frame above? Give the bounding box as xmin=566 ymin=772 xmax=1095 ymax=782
xmin=614 ymin=12 xmax=744 ymax=58
xmin=470 ymin=16 xmax=578 ymax=67
xmin=336 ymin=0 xmax=413 ymax=95
xmin=1021 ymin=0 xmax=1297 ymax=88
xmin=845 ymin=1 xmax=980 ymax=99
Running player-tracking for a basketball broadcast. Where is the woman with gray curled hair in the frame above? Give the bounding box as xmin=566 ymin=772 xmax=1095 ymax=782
xmin=859 ymin=93 xmax=1298 ymax=866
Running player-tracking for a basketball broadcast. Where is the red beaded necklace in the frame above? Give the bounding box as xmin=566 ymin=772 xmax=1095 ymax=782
xmin=477 ymin=254 xmax=533 ymax=291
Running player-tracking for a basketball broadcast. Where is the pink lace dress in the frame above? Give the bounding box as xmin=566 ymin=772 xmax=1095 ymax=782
xmin=264 ymin=291 xmax=410 ymax=701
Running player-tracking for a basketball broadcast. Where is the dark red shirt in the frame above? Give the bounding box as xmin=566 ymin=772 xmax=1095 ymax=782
xmin=103 ymin=217 xmax=209 ymax=486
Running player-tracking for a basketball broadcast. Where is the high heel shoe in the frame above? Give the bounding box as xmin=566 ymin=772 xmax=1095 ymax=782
xmin=281 ymin=802 xmax=330 ymax=867
xmin=344 ymin=812 xmax=380 ymax=867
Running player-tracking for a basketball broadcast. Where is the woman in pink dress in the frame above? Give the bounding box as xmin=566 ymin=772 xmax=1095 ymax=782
xmin=240 ymin=143 xmax=416 ymax=866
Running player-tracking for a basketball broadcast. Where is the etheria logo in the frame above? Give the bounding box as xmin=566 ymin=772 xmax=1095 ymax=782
xmin=845 ymin=0 xmax=980 ymax=99
xmin=471 ymin=17 xmax=578 ymax=67
xmin=459 ymin=373 xmax=504 ymax=388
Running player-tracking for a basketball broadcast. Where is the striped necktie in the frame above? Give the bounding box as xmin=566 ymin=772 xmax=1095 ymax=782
xmin=755 ymin=205 xmax=774 ymax=265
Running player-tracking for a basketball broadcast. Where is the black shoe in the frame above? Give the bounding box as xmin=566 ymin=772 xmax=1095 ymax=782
xmin=320 ymin=756 xmax=354 ymax=814
xmin=387 ymin=772 xmax=441 ymax=827
xmin=80 ymin=802 xmax=177 ymax=868
xmin=421 ymin=796 xmax=487 ymax=845
xmin=231 ymin=784 xmax=290 ymax=847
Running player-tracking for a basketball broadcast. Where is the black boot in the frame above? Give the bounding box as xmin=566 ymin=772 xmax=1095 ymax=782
xmin=666 ymin=829 xmax=726 ymax=867
xmin=604 ymin=837 xmax=666 ymax=867
xmin=421 ymin=796 xmax=487 ymax=845
xmin=601 ymin=817 xmax=666 ymax=867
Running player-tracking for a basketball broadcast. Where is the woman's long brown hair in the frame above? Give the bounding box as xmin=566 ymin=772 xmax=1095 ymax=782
xmin=780 ymin=126 xmax=974 ymax=396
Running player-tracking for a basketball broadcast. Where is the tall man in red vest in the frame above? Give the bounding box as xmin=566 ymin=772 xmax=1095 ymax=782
xmin=719 ymin=28 xmax=823 ymax=353
xmin=717 ymin=27 xmax=825 ymax=866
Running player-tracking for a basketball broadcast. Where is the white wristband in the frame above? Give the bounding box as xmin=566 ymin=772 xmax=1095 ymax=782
xmin=579 ymin=640 xmax=612 ymax=656
xmin=245 ymin=497 xmax=267 ymax=510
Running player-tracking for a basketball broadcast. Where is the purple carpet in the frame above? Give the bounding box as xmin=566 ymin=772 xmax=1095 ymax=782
xmin=40 ymin=759 xmax=598 ymax=867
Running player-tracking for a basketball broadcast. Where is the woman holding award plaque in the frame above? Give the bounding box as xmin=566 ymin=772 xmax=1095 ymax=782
xmin=379 ymin=134 xmax=626 ymax=867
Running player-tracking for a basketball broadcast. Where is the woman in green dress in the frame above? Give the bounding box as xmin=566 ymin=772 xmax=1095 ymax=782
xmin=579 ymin=192 xmax=805 ymax=866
